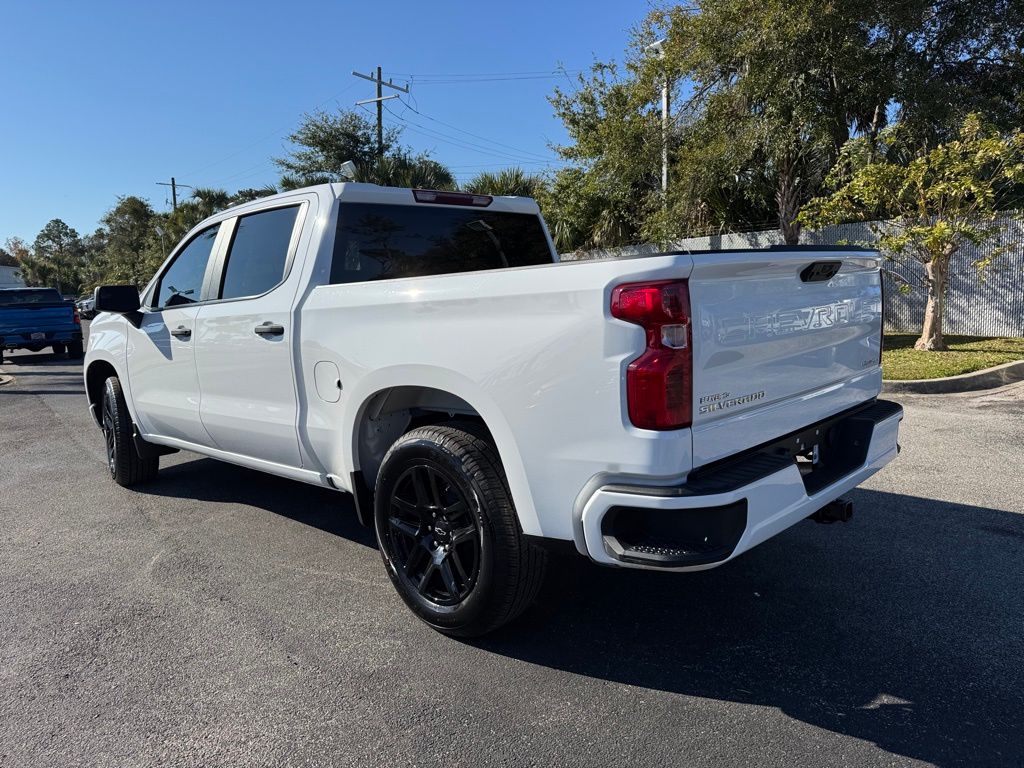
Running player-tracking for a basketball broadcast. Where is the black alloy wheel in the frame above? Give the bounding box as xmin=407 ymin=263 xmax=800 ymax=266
xmin=385 ymin=463 xmax=481 ymax=606
xmin=100 ymin=376 xmax=159 ymax=486
xmin=373 ymin=424 xmax=548 ymax=636
xmin=102 ymin=391 xmax=117 ymax=477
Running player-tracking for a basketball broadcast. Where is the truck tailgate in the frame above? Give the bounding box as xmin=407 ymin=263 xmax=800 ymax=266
xmin=0 ymin=304 xmax=75 ymax=334
xmin=688 ymin=249 xmax=883 ymax=467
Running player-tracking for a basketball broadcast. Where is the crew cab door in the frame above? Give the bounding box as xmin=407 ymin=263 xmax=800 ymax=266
xmin=193 ymin=202 xmax=308 ymax=468
xmin=126 ymin=223 xmax=227 ymax=444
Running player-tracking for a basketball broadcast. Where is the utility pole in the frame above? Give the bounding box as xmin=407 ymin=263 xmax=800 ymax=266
xmin=376 ymin=65 xmax=383 ymax=156
xmin=646 ymin=40 xmax=670 ymax=197
xmin=661 ymin=76 xmax=670 ymax=195
xmin=352 ymin=68 xmax=409 ymax=158
xmin=156 ymin=178 xmax=194 ymax=212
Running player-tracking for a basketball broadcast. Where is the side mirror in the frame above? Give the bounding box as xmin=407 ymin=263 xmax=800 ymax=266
xmin=93 ymin=285 xmax=141 ymax=314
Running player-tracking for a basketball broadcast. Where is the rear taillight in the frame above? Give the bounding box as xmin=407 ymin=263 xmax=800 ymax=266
xmin=611 ymin=280 xmax=692 ymax=430
xmin=73 ymin=307 xmax=81 ymax=325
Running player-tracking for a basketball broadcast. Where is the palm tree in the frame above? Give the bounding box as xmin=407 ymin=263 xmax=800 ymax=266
xmin=189 ymin=188 xmax=232 ymax=219
xmin=463 ymin=167 xmax=545 ymax=197
xmin=356 ymin=155 xmax=456 ymax=190
xmin=230 ymin=185 xmax=279 ymax=205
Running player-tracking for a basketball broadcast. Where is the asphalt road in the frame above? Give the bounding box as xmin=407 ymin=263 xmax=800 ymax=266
xmin=1 ymin=342 xmax=1023 ymax=768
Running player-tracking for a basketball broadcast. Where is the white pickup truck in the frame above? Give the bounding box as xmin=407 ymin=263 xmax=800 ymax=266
xmin=85 ymin=183 xmax=902 ymax=636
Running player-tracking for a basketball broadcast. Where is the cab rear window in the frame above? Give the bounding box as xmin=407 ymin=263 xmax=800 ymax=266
xmin=0 ymin=289 xmax=63 ymax=305
xmin=330 ymin=203 xmax=552 ymax=285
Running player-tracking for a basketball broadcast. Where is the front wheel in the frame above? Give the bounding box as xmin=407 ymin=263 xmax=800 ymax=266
xmin=101 ymin=376 xmax=158 ymax=486
xmin=374 ymin=424 xmax=547 ymax=637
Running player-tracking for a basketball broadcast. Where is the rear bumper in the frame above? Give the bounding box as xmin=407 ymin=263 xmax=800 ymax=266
xmin=579 ymin=399 xmax=903 ymax=571
xmin=1 ymin=329 xmax=82 ymax=349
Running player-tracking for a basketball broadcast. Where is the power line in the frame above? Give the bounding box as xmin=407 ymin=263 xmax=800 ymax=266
xmin=384 ymin=106 xmax=539 ymax=163
xmin=383 ymin=102 xmax=557 ymax=165
xmin=446 ymin=161 xmax=566 ymax=169
xmin=386 ymin=69 xmax=582 ymax=85
xmin=394 ymin=97 xmax=556 ymax=163
xmin=388 ymin=69 xmax=581 ymax=77
xmin=407 ymin=75 xmax=581 ymax=85
xmin=181 ymin=80 xmax=361 ymax=180
xmin=209 ymin=161 xmax=280 ymax=187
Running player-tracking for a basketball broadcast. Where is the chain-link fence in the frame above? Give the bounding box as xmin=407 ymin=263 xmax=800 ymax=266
xmin=560 ymin=213 xmax=1024 ymax=337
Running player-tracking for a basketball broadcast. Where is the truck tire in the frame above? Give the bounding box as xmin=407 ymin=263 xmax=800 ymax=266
xmin=52 ymin=343 xmax=66 ymax=355
xmin=101 ymin=376 xmax=159 ymax=486
xmin=373 ymin=424 xmax=547 ymax=637
xmin=66 ymin=340 xmax=84 ymax=359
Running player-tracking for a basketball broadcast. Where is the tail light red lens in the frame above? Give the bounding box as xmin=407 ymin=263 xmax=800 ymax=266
xmin=73 ymin=307 xmax=81 ymax=325
xmin=611 ymin=280 xmax=693 ymax=430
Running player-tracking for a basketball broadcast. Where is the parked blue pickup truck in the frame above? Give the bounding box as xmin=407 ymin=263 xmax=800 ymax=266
xmin=0 ymin=288 xmax=84 ymax=363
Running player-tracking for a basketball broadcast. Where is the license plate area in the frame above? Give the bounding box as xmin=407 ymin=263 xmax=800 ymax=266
xmin=30 ymin=332 xmax=46 ymax=341
xmin=766 ymin=412 xmax=874 ymax=495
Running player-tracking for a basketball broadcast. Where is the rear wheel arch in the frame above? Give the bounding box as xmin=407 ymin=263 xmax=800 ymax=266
xmin=347 ymin=383 xmax=545 ymax=535
xmin=352 ymin=385 xmax=495 ymax=492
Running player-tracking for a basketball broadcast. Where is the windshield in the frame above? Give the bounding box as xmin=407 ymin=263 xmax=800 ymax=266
xmin=0 ymin=289 xmax=64 ymax=306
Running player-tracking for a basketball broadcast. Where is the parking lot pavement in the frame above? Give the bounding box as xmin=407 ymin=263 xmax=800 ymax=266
xmin=1 ymin=345 xmax=1022 ymax=768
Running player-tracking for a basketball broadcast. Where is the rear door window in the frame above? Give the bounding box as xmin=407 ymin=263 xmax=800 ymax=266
xmin=219 ymin=206 xmax=300 ymax=300
xmin=330 ymin=203 xmax=552 ymax=284
xmin=154 ymin=225 xmax=220 ymax=309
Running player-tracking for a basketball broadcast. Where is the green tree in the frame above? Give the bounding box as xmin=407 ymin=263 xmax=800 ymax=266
xmin=275 ymin=109 xmax=400 ymax=189
xmin=275 ymin=108 xmax=455 ymax=191
xmin=800 ymin=114 xmax=1024 ymax=351
xmin=550 ymin=1 xmax=1024 ymax=248
xmin=0 ymin=247 xmax=16 ymax=267
xmin=80 ymin=228 xmax=108 ymax=292
xmin=188 ymin=188 xmax=232 ymax=218
xmin=231 ymin=185 xmax=279 ymax=205
xmin=354 ymin=154 xmax=455 ymax=190
xmin=549 ymin=62 xmax=661 ymax=251
xmin=3 ymin=238 xmax=32 ymax=284
xmin=98 ymin=196 xmax=161 ymax=288
xmin=463 ymin=167 xmax=546 ymax=198
xmin=30 ymin=219 xmax=85 ymax=294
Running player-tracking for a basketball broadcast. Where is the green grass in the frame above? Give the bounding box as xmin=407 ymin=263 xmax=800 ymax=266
xmin=882 ymin=335 xmax=1024 ymax=380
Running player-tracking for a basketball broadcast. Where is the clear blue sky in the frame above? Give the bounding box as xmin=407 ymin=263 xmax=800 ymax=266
xmin=0 ymin=0 xmax=645 ymax=243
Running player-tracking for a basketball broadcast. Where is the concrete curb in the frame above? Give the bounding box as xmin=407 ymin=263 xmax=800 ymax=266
xmin=882 ymin=359 xmax=1024 ymax=394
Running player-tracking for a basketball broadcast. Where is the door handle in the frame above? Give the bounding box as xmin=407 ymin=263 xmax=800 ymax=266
xmin=254 ymin=321 xmax=285 ymax=336
xmin=170 ymin=325 xmax=191 ymax=339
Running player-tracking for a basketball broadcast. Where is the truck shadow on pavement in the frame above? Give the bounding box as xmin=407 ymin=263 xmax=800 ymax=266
xmin=479 ymin=488 xmax=1024 ymax=767
xmin=143 ymin=457 xmax=376 ymax=547
xmin=135 ymin=456 xmax=1021 ymax=767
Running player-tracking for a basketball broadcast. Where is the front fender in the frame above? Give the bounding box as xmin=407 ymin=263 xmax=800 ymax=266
xmin=84 ymin=314 xmax=139 ymax=425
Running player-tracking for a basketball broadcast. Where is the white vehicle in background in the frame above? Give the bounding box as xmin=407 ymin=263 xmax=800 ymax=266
xmin=84 ymin=182 xmax=902 ymax=636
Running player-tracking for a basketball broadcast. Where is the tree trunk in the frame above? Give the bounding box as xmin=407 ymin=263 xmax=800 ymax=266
xmin=915 ymin=256 xmax=949 ymax=351
xmin=776 ymin=154 xmax=802 ymax=246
